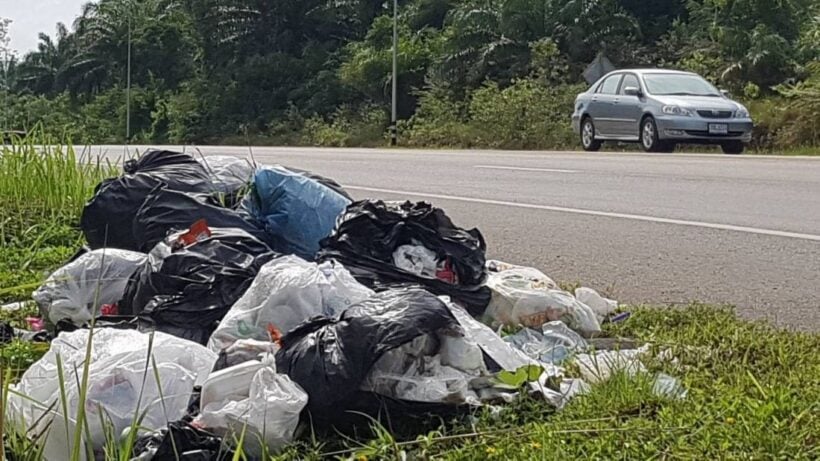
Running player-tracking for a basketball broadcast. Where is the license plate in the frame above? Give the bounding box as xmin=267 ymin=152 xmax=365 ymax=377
xmin=709 ymin=123 xmax=728 ymax=134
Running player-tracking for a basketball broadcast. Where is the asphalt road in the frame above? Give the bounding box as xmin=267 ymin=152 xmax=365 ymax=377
xmin=92 ymin=145 xmax=820 ymax=331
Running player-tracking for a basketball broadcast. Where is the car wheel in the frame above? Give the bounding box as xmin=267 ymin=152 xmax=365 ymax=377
xmin=721 ymin=141 xmax=744 ymax=155
xmin=640 ymin=116 xmax=669 ymax=153
xmin=581 ymin=118 xmax=602 ymax=152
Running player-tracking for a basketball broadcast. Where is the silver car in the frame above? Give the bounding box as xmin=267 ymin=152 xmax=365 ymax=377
xmin=571 ymin=69 xmax=753 ymax=154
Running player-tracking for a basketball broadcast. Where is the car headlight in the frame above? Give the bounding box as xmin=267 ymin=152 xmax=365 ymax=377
xmin=662 ymin=105 xmax=693 ymax=116
xmin=734 ymin=107 xmax=750 ymax=118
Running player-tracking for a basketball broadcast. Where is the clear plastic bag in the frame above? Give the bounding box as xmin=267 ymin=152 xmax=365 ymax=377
xmin=32 ymin=249 xmax=147 ymax=326
xmin=484 ymin=262 xmax=600 ymax=333
xmin=8 ymin=329 xmax=216 ymax=460
xmin=198 ymin=155 xmax=255 ymax=195
xmin=196 ymin=357 xmax=308 ymax=456
xmin=208 ymin=255 xmax=373 ymax=352
xmin=575 ymin=287 xmax=618 ymax=321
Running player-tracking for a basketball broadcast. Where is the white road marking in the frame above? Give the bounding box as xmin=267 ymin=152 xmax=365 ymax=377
xmin=474 ymin=165 xmax=579 ymax=173
xmin=345 ymin=185 xmax=820 ymax=242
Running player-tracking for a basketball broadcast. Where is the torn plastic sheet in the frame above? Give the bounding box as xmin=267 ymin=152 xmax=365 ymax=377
xmin=574 ymin=347 xmax=649 ymax=384
xmin=8 ymin=329 xmax=216 ymax=461
xmin=32 ymin=249 xmax=147 ymax=326
xmin=504 ymin=321 xmax=588 ymax=365
xmin=446 ymin=300 xmax=536 ymax=372
xmin=208 ymin=255 xmax=374 ymax=353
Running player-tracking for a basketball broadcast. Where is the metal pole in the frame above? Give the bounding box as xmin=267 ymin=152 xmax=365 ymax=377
xmin=390 ymin=0 xmax=398 ymax=146
xmin=126 ymin=15 xmax=131 ymax=143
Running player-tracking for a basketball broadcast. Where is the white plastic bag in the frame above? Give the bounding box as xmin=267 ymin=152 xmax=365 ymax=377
xmin=484 ymin=262 xmax=600 ymax=333
xmin=8 ymin=329 xmax=216 ymax=461
xmin=197 ymin=357 xmax=308 ymax=456
xmin=32 ymin=249 xmax=147 ymax=325
xmin=575 ymin=287 xmax=618 ymax=321
xmin=208 ymin=255 xmax=373 ymax=352
xmin=393 ymin=244 xmax=438 ymax=277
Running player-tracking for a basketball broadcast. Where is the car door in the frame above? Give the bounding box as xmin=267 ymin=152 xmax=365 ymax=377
xmin=587 ymin=73 xmax=623 ymax=136
xmin=613 ymin=73 xmax=643 ymax=138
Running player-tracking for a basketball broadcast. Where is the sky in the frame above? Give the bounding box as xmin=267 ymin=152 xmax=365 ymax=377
xmin=1 ymin=0 xmax=87 ymax=55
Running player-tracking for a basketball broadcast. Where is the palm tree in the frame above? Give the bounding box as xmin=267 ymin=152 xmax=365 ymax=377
xmin=15 ymin=23 xmax=73 ymax=94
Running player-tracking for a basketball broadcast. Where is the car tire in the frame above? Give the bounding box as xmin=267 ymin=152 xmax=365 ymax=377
xmin=721 ymin=141 xmax=744 ymax=155
xmin=580 ymin=117 xmax=602 ymax=152
xmin=640 ymin=116 xmax=670 ymax=153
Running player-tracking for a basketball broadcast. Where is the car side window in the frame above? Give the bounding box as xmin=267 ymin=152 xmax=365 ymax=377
xmin=597 ymin=74 xmax=622 ymax=95
xmin=619 ymin=74 xmax=640 ymax=95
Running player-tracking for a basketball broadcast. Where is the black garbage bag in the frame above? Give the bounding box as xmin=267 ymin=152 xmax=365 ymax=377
xmin=275 ymin=287 xmax=456 ymax=422
xmin=132 ymin=420 xmax=234 ymax=461
xmin=133 ymin=186 xmax=271 ymax=252
xmin=317 ymin=200 xmax=490 ymax=316
xmin=0 ymin=322 xmax=50 ymax=345
xmin=119 ymin=227 xmax=276 ymax=345
xmin=81 ymin=150 xmax=215 ymax=250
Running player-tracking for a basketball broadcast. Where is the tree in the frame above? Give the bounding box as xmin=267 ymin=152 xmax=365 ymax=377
xmin=14 ymin=24 xmax=74 ymax=95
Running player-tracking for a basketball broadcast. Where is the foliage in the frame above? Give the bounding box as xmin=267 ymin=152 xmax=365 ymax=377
xmin=404 ymin=79 xmax=583 ymax=149
xmin=2 ymin=0 xmax=820 ymax=150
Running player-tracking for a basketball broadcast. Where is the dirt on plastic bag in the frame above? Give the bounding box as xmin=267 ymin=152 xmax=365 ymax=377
xmin=242 ymin=166 xmax=351 ymax=259
xmin=32 ymin=249 xmax=147 ymax=326
xmin=8 ymin=329 xmax=216 ymax=461
xmin=208 ymin=255 xmax=373 ymax=352
xmin=81 ymin=150 xmax=216 ymax=250
xmin=275 ymin=287 xmax=457 ymax=422
xmin=119 ymin=227 xmax=276 ymax=344
xmin=318 ymin=200 xmax=491 ymax=315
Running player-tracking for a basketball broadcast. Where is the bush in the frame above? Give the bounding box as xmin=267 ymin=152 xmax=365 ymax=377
xmin=301 ymin=104 xmax=388 ymax=147
xmin=404 ymin=79 xmax=583 ymax=150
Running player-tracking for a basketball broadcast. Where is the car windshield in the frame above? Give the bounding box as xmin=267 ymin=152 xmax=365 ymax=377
xmin=643 ymin=74 xmax=721 ymax=97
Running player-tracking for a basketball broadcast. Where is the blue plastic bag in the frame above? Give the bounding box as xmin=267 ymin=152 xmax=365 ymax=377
xmin=243 ymin=166 xmax=351 ymax=259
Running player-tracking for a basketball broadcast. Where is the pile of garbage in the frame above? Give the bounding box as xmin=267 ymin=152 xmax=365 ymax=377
xmin=5 ymin=150 xmax=684 ymax=459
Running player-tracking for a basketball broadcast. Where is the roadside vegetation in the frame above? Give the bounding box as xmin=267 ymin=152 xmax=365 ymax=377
xmin=1 ymin=1 xmax=820 ymax=153
xmin=1 ymin=137 xmax=818 ymax=459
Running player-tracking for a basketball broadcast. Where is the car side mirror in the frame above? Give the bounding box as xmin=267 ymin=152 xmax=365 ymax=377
xmin=720 ymin=89 xmax=730 ymax=97
xmin=624 ymin=86 xmax=641 ymax=97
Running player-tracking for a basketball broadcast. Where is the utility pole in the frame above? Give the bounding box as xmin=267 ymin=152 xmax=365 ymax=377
xmin=125 ymin=15 xmax=132 ymax=144
xmin=390 ymin=0 xmax=398 ymax=146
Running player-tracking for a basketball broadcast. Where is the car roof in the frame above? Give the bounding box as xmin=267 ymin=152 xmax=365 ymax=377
xmin=608 ymin=69 xmax=696 ymax=76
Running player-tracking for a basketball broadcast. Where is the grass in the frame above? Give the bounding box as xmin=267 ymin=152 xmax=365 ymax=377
xmin=1 ymin=135 xmax=818 ymax=460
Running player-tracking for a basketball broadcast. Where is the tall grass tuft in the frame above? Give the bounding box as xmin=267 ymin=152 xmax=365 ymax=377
xmin=0 ymin=129 xmax=117 ymax=225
